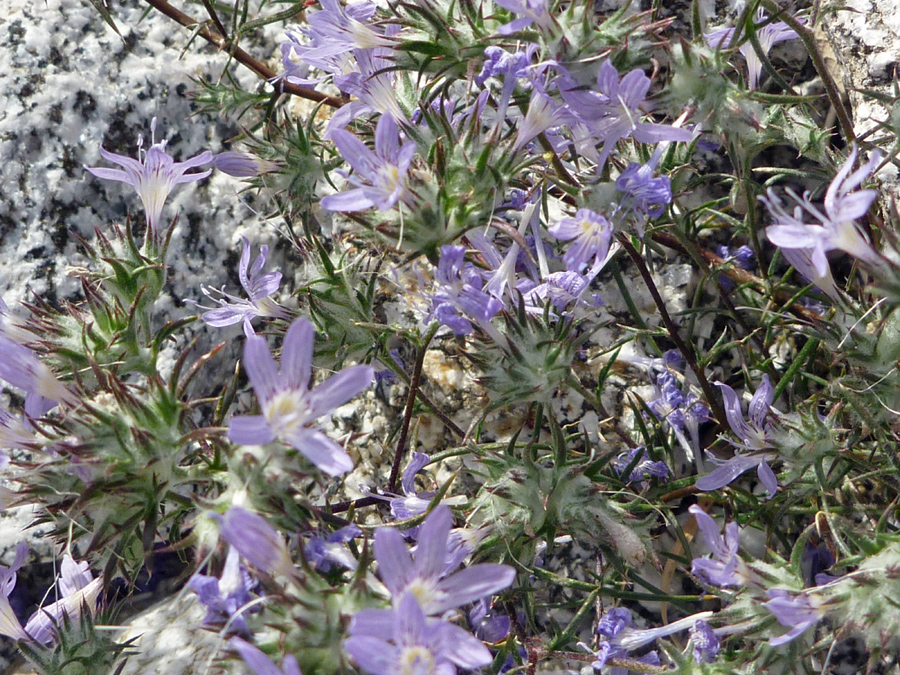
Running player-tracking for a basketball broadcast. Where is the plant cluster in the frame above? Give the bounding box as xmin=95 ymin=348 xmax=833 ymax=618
xmin=3 ymin=0 xmax=900 ymax=673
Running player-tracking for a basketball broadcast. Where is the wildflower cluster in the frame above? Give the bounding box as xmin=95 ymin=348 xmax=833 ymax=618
xmin=3 ymin=0 xmax=900 ymax=673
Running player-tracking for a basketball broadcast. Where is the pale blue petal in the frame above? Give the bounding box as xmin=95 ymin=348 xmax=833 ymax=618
xmin=757 ymin=460 xmax=778 ymax=499
xmin=695 ymin=454 xmax=761 ymax=492
xmin=748 ymin=375 xmax=773 ymax=429
xmin=230 ymin=638 xmax=286 ymax=675
xmin=436 ymin=621 xmax=493 ymax=668
xmin=287 ymin=429 xmax=353 ymax=476
xmin=374 ymin=527 xmax=414 ymax=595
xmin=281 ymin=318 xmax=314 ymax=393
xmin=432 ymin=564 xmax=516 ymax=614
xmin=306 ymin=365 xmax=374 ymax=419
xmin=715 ymin=382 xmax=754 ymax=442
xmin=228 ymin=415 xmax=276 ymax=446
xmin=415 ymin=505 xmax=452 ymax=580
xmin=320 ymin=188 xmax=375 ymax=212
xmin=344 ymin=636 xmax=397 ymax=675
xmin=244 ymin=333 xmax=280 ymax=404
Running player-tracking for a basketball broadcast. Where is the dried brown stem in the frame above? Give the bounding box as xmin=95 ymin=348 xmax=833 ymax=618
xmin=650 ymin=230 xmax=827 ymax=325
xmin=141 ymin=0 xmax=344 ymax=108
xmin=388 ymin=323 xmax=439 ymax=493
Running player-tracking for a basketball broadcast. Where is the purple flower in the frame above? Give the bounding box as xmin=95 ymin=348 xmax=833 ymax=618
xmin=373 ymin=504 xmax=516 ymax=615
xmin=345 ymin=591 xmax=493 ymax=675
xmin=327 ymin=43 xmax=406 ymax=133
xmin=492 ymin=0 xmax=553 ymax=35
xmin=231 ymin=637 xmax=302 ymax=675
xmin=705 ymin=10 xmax=801 ymax=89
xmin=227 ymin=317 xmax=374 ymax=476
xmin=23 ymin=555 xmax=104 ymax=644
xmin=188 ymin=545 xmax=257 ymax=635
xmin=214 ymin=506 xmax=294 ymax=577
xmin=279 ymin=0 xmax=385 ymax=88
xmin=390 ymin=452 xmax=434 ymax=521
xmin=0 ymin=542 xmax=29 ymax=641
xmin=689 ymin=620 xmax=720 ymax=663
xmin=762 ymin=143 xmax=883 ymax=276
xmin=547 ymin=209 xmax=613 ymax=273
xmin=616 ymin=162 xmax=672 ymax=218
xmin=304 ymin=524 xmax=362 ymax=573
xmin=717 ymin=245 xmax=756 ymax=291
xmin=781 ymin=247 xmax=841 ymax=303
xmin=801 ymin=541 xmax=836 ymax=587
xmin=425 ymin=245 xmax=503 ymax=336
xmin=513 ymin=88 xmax=569 ymax=151
xmin=648 ymin=371 xmax=709 ymax=461
xmin=688 ymin=504 xmax=745 ymax=588
xmin=562 ymin=62 xmax=694 ymax=170
xmin=764 ymin=589 xmax=826 ymax=646
xmin=469 ymin=597 xmax=511 ymax=643
xmin=212 ymin=152 xmax=280 ymax=178
xmin=476 ymin=45 xmax=539 ymax=85
xmin=477 ymin=45 xmax=540 ymax=125
xmin=194 ymin=237 xmax=290 ymax=329
xmin=578 ymin=607 xmax=713 ymax=672
xmin=85 ymin=117 xmax=212 ymax=233
xmin=521 ymin=270 xmax=602 ymax=314
xmin=612 ymin=446 xmax=668 ymax=484
xmin=0 ymin=333 xmax=75 ymax=417
xmin=320 ymin=116 xmax=416 ymax=213
xmin=719 ymin=244 xmax=756 ymax=271
xmin=696 ymin=376 xmax=778 ymax=499
xmin=303 ymin=0 xmax=392 ymax=58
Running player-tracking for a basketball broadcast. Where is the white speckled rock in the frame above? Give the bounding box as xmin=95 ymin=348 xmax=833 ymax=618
xmin=0 ymin=0 xmax=292 ymax=668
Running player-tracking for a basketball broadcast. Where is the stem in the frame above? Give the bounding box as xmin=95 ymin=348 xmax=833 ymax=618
xmin=617 ymin=234 xmax=728 ymax=427
xmin=388 ymin=322 xmax=440 ymax=493
xmin=141 ymin=0 xmax=344 ymax=108
xmin=759 ymin=0 xmax=854 ymax=143
xmin=650 ymin=230 xmax=826 ymax=325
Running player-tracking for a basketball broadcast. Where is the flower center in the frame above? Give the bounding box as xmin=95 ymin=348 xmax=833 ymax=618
xmin=405 ymin=577 xmax=441 ymax=610
xmin=399 ymin=646 xmax=436 ymax=675
xmin=264 ymin=390 xmax=309 ymax=436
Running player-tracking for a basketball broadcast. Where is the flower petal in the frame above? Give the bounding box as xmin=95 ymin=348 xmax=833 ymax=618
xmin=243 ymin=333 xmax=281 ymax=404
xmin=715 ymin=382 xmax=754 ymax=442
xmin=281 ymin=318 xmax=314 ymax=393
xmin=432 ymin=564 xmax=516 ymax=614
xmin=415 ymin=504 xmax=452 ymax=581
xmin=695 ymin=454 xmax=762 ymax=492
xmin=374 ymin=526 xmax=414 ymax=596
xmin=306 ymin=365 xmax=374 ymax=419
xmin=228 ymin=415 xmax=276 ymax=446
xmin=286 ymin=429 xmax=353 ymax=476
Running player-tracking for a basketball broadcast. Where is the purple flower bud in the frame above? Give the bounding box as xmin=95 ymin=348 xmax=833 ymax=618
xmin=304 ymin=525 xmax=362 ymax=573
xmin=469 ymin=597 xmax=511 ymax=643
xmin=214 ymin=506 xmax=294 ymax=577
xmin=612 ymin=447 xmax=669 ymax=484
xmin=212 ymin=152 xmax=280 ymax=178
